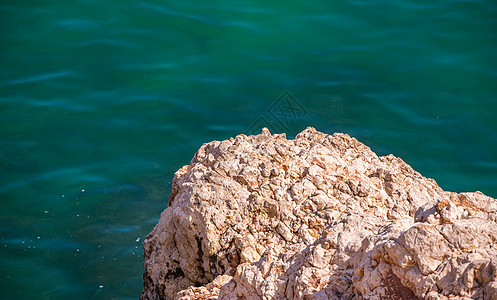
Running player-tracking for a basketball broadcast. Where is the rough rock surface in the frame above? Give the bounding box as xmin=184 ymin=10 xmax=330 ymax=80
xmin=141 ymin=127 xmax=497 ymax=300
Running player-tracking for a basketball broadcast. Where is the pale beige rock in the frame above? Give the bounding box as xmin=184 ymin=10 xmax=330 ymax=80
xmin=141 ymin=127 xmax=497 ymax=300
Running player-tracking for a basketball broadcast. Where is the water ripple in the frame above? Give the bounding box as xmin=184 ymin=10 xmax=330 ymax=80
xmin=2 ymin=71 xmax=76 ymax=86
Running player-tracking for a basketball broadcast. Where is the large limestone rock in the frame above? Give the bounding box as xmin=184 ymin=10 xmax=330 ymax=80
xmin=141 ymin=127 xmax=497 ymax=300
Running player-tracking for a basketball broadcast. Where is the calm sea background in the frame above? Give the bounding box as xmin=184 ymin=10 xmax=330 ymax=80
xmin=1 ymin=0 xmax=496 ymax=298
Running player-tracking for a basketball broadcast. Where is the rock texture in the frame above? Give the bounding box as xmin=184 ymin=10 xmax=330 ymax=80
xmin=141 ymin=127 xmax=497 ymax=300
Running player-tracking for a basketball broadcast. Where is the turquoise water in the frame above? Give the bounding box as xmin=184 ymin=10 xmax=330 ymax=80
xmin=1 ymin=0 xmax=496 ymax=298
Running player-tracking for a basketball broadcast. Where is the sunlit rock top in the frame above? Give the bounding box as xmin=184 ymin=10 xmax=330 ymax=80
xmin=141 ymin=127 xmax=497 ymax=300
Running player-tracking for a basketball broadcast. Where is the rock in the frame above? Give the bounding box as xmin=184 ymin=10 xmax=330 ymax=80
xmin=140 ymin=127 xmax=497 ymax=300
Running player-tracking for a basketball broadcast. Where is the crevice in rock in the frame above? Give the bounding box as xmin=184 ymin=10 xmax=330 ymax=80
xmin=383 ymin=270 xmax=419 ymax=299
xmin=164 ymin=267 xmax=185 ymax=280
xmin=195 ymin=235 xmax=206 ymax=279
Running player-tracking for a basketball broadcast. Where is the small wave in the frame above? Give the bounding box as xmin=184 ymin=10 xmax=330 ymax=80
xmin=2 ymin=71 xmax=75 ymax=86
